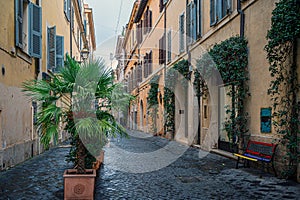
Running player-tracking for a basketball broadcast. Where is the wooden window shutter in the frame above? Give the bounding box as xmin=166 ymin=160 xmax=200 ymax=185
xmin=167 ymin=30 xmax=171 ymax=62
xmin=15 ymin=0 xmax=23 ymax=48
xmin=47 ymin=26 xmax=56 ymax=71
xmin=29 ymin=3 xmax=42 ymax=58
xmin=144 ymin=54 xmax=148 ymax=78
xmin=186 ymin=4 xmax=191 ymax=44
xmin=196 ymin=0 xmax=202 ymax=38
xmin=55 ymin=35 xmax=64 ymax=73
xmin=210 ymin=0 xmax=217 ymax=26
xmin=159 ymin=0 xmax=164 ymax=12
xmin=179 ymin=13 xmax=185 ymax=52
xmin=149 ymin=51 xmax=153 ymax=75
xmin=149 ymin=10 xmax=152 ymax=32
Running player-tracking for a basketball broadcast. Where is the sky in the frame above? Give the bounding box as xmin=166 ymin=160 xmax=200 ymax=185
xmin=84 ymin=0 xmax=135 ymax=67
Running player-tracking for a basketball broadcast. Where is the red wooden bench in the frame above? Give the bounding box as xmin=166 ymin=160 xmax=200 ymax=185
xmin=234 ymin=140 xmax=277 ymax=176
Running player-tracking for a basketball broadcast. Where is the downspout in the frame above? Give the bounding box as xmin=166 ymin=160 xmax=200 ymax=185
xmin=237 ymin=0 xmax=245 ymax=38
xmin=163 ymin=1 xmax=167 ymax=136
xmin=70 ymin=0 xmax=73 ymax=57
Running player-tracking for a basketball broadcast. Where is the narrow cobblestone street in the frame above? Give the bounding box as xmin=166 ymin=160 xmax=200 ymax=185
xmin=0 ymin=130 xmax=299 ymax=199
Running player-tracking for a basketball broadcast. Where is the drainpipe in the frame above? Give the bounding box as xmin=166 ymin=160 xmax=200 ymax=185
xmin=70 ymin=0 xmax=73 ymax=57
xmin=163 ymin=1 xmax=167 ymax=136
xmin=237 ymin=0 xmax=245 ymax=38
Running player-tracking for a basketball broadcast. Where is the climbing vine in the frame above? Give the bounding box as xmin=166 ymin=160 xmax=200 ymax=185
xmin=164 ymin=68 xmax=177 ymax=134
xmin=265 ymin=0 xmax=300 ymax=178
xmin=148 ymin=74 xmax=160 ymax=133
xmin=164 ymin=60 xmax=190 ymax=135
xmin=194 ymin=36 xmax=249 ymax=146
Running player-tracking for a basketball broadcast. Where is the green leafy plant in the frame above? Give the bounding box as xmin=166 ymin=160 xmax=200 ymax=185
xmin=148 ymin=74 xmax=161 ymax=133
xmin=23 ymin=55 xmax=129 ymax=173
xmin=265 ymin=0 xmax=300 ymax=178
xmin=194 ymin=36 xmax=249 ymax=147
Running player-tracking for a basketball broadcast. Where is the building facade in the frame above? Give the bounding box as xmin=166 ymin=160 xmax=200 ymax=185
xmin=0 ymin=0 xmax=96 ymax=170
xmin=119 ymin=0 xmax=300 ymax=180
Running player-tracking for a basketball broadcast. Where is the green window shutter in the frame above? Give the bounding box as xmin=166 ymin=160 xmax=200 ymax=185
xmin=29 ymin=3 xmax=42 ymax=58
xmin=186 ymin=4 xmax=191 ymax=44
xmin=167 ymin=30 xmax=171 ymax=62
xmin=55 ymin=35 xmax=64 ymax=73
xmin=210 ymin=0 xmax=217 ymax=26
xmin=47 ymin=26 xmax=56 ymax=71
xmin=196 ymin=0 xmax=202 ymax=38
xmin=149 ymin=51 xmax=153 ymax=75
xmin=179 ymin=13 xmax=185 ymax=52
xmin=15 ymin=0 xmax=23 ymax=48
xmin=192 ymin=2 xmax=197 ymax=41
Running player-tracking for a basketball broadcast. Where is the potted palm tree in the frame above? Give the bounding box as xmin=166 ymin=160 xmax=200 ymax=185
xmin=23 ymin=56 xmax=130 ymax=199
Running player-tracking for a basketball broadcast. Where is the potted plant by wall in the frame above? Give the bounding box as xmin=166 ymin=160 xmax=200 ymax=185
xmin=23 ymin=56 xmax=130 ymax=199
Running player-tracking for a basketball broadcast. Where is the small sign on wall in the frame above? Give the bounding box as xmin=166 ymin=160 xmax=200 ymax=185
xmin=261 ymin=108 xmax=272 ymax=133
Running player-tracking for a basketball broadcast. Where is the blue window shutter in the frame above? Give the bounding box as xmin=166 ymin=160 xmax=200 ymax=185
xmin=217 ymin=0 xmax=222 ymax=20
xmin=47 ymin=26 xmax=56 ymax=71
xmin=55 ymin=36 xmax=64 ymax=73
xmin=196 ymin=0 xmax=202 ymax=38
xmin=167 ymin=30 xmax=171 ymax=62
xmin=15 ymin=0 xmax=23 ymax=48
xmin=192 ymin=2 xmax=197 ymax=41
xmin=179 ymin=13 xmax=185 ymax=52
xmin=186 ymin=4 xmax=191 ymax=44
xmin=210 ymin=0 xmax=217 ymax=26
xmin=29 ymin=3 xmax=42 ymax=58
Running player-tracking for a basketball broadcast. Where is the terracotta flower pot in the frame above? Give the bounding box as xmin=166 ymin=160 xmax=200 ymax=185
xmin=63 ymin=169 xmax=96 ymax=200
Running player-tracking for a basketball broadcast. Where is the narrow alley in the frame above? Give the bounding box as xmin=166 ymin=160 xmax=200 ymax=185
xmin=0 ymin=130 xmax=299 ymax=200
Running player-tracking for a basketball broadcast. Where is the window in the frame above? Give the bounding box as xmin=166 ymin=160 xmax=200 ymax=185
xmin=167 ymin=30 xmax=171 ymax=62
xmin=64 ymin=0 xmax=71 ymax=21
xmin=179 ymin=13 xmax=185 ymax=53
xmin=210 ymin=0 xmax=232 ymax=26
xmin=15 ymin=0 xmax=42 ymax=58
xmin=137 ymin=21 xmax=143 ymax=45
xmin=143 ymin=7 xmax=152 ymax=34
xmin=47 ymin=26 xmax=64 ymax=73
xmin=186 ymin=2 xmax=197 ymax=44
xmin=159 ymin=34 xmax=166 ymax=65
xmin=143 ymin=51 xmax=152 ymax=78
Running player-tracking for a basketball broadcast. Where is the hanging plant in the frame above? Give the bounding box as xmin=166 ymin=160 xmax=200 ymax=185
xmin=265 ymin=0 xmax=300 ymax=178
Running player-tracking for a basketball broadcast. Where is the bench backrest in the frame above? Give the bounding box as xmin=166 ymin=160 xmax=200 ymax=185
xmin=245 ymin=140 xmax=276 ymax=160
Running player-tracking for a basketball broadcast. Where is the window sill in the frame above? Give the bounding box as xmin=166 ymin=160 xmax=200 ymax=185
xmin=17 ymin=48 xmax=32 ymax=64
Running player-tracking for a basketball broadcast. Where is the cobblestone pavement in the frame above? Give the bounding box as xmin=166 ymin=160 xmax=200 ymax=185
xmin=0 ymin=130 xmax=299 ymax=200
xmin=0 ymin=145 xmax=73 ymax=200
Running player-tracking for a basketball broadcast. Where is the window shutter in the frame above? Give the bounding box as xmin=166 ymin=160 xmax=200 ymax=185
xmin=192 ymin=2 xmax=197 ymax=41
xmin=210 ymin=0 xmax=217 ymax=26
xmin=179 ymin=13 xmax=185 ymax=52
xmin=29 ymin=3 xmax=42 ymax=58
xmin=144 ymin=54 xmax=148 ymax=78
xmin=226 ymin=0 xmax=232 ymax=14
xmin=55 ymin=36 xmax=64 ymax=73
xmin=186 ymin=4 xmax=191 ymax=44
xmin=138 ymin=64 xmax=142 ymax=83
xmin=144 ymin=9 xmax=148 ymax=34
xmin=159 ymin=37 xmax=162 ymax=64
xmin=196 ymin=0 xmax=202 ymax=38
xmin=167 ymin=30 xmax=171 ymax=62
xmin=71 ymin=6 xmax=74 ymax=30
xmin=149 ymin=10 xmax=152 ymax=32
xmin=47 ymin=26 xmax=56 ymax=71
xmin=64 ymin=0 xmax=67 ymax=14
xmin=15 ymin=0 xmax=23 ymax=48
xmin=149 ymin=51 xmax=153 ymax=75
xmin=163 ymin=34 xmax=166 ymax=64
